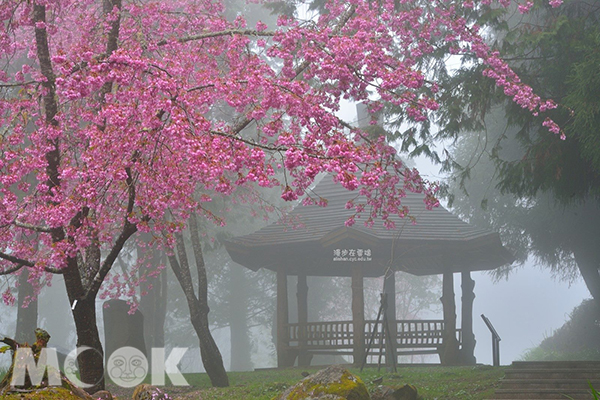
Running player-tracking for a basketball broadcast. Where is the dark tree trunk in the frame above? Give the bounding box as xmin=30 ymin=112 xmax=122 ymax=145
xmin=188 ymin=215 xmax=229 ymax=386
xmin=16 ymin=269 xmax=38 ymax=344
xmin=189 ymin=306 xmax=229 ymax=386
xmin=168 ymin=215 xmax=229 ymax=387
xmin=229 ymin=265 xmax=253 ymax=371
xmin=573 ymin=246 xmax=600 ymax=307
xmin=31 ymin=0 xmax=124 ymax=394
xmin=63 ymin=220 xmax=135 ymax=395
xmin=71 ymin=296 xmax=104 ymax=394
xmin=62 ymin=262 xmax=105 ymax=394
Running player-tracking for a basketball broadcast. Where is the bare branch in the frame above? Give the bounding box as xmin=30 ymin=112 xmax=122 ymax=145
xmin=0 ymin=262 xmax=26 ymax=275
xmin=187 ymin=79 xmax=246 ymax=93
xmin=208 ymin=129 xmax=284 ymax=152
xmin=14 ymin=220 xmax=52 ymax=233
xmin=99 ymin=0 xmax=122 ymax=102
xmin=87 ymin=221 xmax=137 ymax=297
xmin=0 ymin=249 xmax=69 ymax=275
xmin=0 ymin=336 xmax=18 ymax=351
xmin=174 ymin=231 xmax=197 ymax=300
xmin=87 ymin=165 xmax=139 ymax=298
xmin=188 ymin=214 xmax=208 ymax=313
xmin=0 ymin=80 xmax=36 ymax=88
xmin=44 ymin=266 xmax=66 ymax=274
xmin=0 ymin=251 xmax=34 ymax=268
xmin=167 ymin=252 xmax=186 ymax=289
xmin=332 ymin=4 xmax=357 ymax=36
xmin=157 ymin=29 xmax=276 ymax=46
xmin=157 ymin=4 xmax=355 ymax=47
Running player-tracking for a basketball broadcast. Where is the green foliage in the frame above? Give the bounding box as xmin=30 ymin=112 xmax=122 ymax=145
xmin=565 ymin=30 xmax=600 ymax=176
xmin=519 ymin=345 xmax=600 ymax=362
xmin=434 ymin=0 xmax=600 ymax=204
xmin=174 ymin=366 xmax=505 ymax=400
xmin=0 ymin=366 xmax=505 ymax=400
xmin=381 ymin=1 xmax=513 ymax=167
xmin=487 ymin=1 xmax=600 ymax=203
xmin=520 ymin=299 xmax=600 ymax=361
xmin=590 ymin=381 xmax=600 ymax=400
xmin=444 ymin=1 xmax=600 ymax=289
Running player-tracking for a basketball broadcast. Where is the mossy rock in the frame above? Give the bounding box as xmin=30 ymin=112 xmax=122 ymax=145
xmin=275 ymin=365 xmax=370 ymax=400
xmin=1 ymin=386 xmax=94 ymax=399
xmin=1 ymin=377 xmax=95 ymax=399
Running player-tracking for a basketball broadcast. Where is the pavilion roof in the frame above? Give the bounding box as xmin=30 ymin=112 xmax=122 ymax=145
xmin=225 ymin=175 xmax=514 ymax=277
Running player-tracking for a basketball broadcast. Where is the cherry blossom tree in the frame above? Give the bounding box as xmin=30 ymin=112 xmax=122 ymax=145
xmin=0 ymin=0 xmax=562 ymax=393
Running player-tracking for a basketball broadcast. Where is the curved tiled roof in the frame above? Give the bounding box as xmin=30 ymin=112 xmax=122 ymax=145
xmin=225 ymin=174 xmax=514 ymax=277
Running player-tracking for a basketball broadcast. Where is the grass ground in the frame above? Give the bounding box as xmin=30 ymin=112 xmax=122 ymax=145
xmin=106 ymin=364 xmax=506 ymax=399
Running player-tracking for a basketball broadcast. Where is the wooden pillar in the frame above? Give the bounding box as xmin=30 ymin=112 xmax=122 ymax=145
xmin=297 ymin=272 xmax=312 ymax=366
xmin=277 ymin=267 xmax=291 ymax=367
xmin=461 ymin=271 xmax=477 ymax=365
xmin=351 ymin=266 xmax=365 ymax=366
xmin=383 ymin=268 xmax=397 ymax=369
xmin=440 ymin=271 xmax=460 ymax=365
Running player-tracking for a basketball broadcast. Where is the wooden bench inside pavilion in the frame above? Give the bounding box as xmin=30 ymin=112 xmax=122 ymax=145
xmin=225 ymin=174 xmax=514 ymax=367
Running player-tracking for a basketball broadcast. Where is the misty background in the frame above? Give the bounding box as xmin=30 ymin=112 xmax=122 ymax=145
xmin=0 ymin=0 xmax=594 ymax=375
xmin=0 ymin=104 xmax=589 ymax=370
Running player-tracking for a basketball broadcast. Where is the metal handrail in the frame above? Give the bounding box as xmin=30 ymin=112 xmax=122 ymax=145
xmin=481 ymin=314 xmax=501 ymax=367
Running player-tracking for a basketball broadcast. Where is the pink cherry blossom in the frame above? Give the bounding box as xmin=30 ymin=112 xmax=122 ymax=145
xmin=0 ymin=0 xmax=564 ymax=300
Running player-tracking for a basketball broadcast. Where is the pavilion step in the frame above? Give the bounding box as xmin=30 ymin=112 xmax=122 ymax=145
xmin=500 ymin=379 xmax=600 ymax=390
xmin=491 ymin=389 xmax=592 ymax=399
xmin=504 ymin=368 xmax=600 ymax=380
xmin=487 ymin=361 xmax=600 ymax=400
xmin=511 ymin=360 xmax=600 ymax=370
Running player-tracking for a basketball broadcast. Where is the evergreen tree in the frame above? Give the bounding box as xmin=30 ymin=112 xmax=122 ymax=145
xmin=443 ymin=0 xmax=600 ymax=304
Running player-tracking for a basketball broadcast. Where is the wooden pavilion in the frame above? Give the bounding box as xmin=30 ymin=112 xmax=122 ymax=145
xmin=224 ymin=174 xmax=514 ymax=367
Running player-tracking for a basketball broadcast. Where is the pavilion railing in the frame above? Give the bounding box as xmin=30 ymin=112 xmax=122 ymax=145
xmin=288 ymin=320 xmax=355 ymax=348
xmin=286 ymin=319 xmax=461 ymax=352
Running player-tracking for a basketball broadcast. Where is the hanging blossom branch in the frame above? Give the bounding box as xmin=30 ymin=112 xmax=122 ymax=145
xmin=13 ymin=220 xmax=52 ymax=233
xmin=0 ymin=252 xmax=34 ymax=270
xmin=432 ymin=0 xmax=564 ymax=138
xmin=0 ymin=251 xmax=65 ymax=275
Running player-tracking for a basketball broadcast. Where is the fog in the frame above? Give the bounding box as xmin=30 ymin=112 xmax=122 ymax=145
xmin=0 ymin=263 xmax=587 ymax=371
xmin=0 ymin=105 xmax=591 ymax=373
xmin=466 ymin=267 xmax=586 ymax=365
xmin=413 ymin=152 xmax=590 ymax=366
